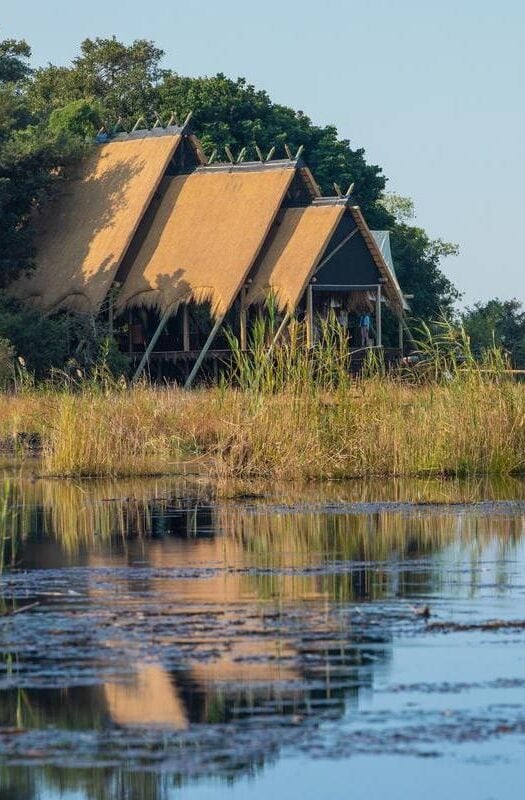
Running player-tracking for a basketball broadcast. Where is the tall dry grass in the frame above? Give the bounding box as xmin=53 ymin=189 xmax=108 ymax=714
xmin=0 ymin=318 xmax=524 ymax=480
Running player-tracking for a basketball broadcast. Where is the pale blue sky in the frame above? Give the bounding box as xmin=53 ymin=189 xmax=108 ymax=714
xmin=5 ymin=0 xmax=525 ymax=306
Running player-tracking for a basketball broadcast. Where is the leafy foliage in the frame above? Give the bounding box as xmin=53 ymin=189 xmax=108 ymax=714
xmin=378 ymin=193 xmax=460 ymax=319
xmin=390 ymin=225 xmax=460 ymax=320
xmin=27 ymin=37 xmax=167 ymax=124
xmin=0 ymin=295 xmax=130 ymax=378
xmin=462 ymin=298 xmax=525 ymax=366
xmin=0 ymin=337 xmax=14 ymax=387
xmin=48 ymin=98 xmax=103 ymax=138
xmin=0 ymin=296 xmax=72 ymax=375
xmin=0 ymin=40 xmax=87 ymax=287
xmin=0 ymin=39 xmax=32 ymax=83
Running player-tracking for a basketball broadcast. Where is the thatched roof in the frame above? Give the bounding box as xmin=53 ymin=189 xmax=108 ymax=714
xmin=246 ymin=204 xmax=345 ymax=312
xmin=247 ymin=201 xmax=406 ymax=315
xmin=10 ymin=131 xmax=182 ymax=314
xmin=116 ymin=163 xmax=296 ymax=317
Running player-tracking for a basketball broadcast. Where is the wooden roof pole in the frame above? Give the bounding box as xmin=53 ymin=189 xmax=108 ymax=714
xmin=398 ymin=318 xmax=404 ymax=354
xmin=314 ymin=227 xmax=358 ymax=275
xmin=267 ymin=311 xmax=291 ymax=356
xmin=240 ymin=287 xmax=248 ymax=351
xmin=375 ymin=284 xmax=382 ymax=348
xmin=131 ymin=303 xmax=178 ymax=383
xmin=184 ymin=314 xmax=225 ymax=389
xmin=306 ymin=284 xmax=314 ymax=349
xmin=183 ymin=304 xmax=190 ymax=352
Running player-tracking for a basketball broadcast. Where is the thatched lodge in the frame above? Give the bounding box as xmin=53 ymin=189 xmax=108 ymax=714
xmin=10 ymin=119 xmax=410 ymax=385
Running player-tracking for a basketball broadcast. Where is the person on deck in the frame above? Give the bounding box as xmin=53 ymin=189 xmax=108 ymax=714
xmin=359 ymin=312 xmax=371 ymax=347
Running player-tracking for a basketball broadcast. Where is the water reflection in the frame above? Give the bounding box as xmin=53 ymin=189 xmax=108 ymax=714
xmin=0 ymin=472 xmax=525 ymax=799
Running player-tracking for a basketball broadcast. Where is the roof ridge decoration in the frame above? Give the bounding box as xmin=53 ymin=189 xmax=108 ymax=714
xmin=309 ymin=182 xmax=355 ymax=207
xmin=201 ymin=141 xmax=306 ymax=169
xmin=96 ymin=112 xmax=193 ymax=143
xmin=195 ymin=158 xmax=299 ymax=174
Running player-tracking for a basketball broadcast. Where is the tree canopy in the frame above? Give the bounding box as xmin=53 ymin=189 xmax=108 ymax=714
xmin=462 ymin=298 xmax=525 ymax=367
xmin=0 ymin=38 xmax=88 ymax=287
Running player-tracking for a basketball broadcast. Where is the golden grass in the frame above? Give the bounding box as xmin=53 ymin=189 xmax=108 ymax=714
xmin=0 ymin=375 xmax=525 ymax=480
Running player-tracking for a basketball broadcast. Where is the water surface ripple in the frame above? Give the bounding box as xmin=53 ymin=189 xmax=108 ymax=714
xmin=0 ymin=475 xmax=524 ymax=799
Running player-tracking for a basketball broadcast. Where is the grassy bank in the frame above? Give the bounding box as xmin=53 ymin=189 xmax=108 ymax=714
xmin=0 ymin=377 xmax=524 ymax=480
xmin=1 ymin=321 xmax=524 ymax=480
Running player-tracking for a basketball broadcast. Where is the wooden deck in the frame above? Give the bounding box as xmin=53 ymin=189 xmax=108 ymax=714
xmin=130 ymin=347 xmax=403 ymax=368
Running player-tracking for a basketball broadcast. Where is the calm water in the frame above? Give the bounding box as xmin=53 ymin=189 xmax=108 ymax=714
xmin=1 ymin=474 xmax=525 ymax=799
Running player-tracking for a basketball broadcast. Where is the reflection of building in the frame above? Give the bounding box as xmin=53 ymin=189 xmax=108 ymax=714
xmin=104 ymin=665 xmax=189 ymax=730
xmin=2 ymin=493 xmax=394 ymax=765
xmin=8 ymin=123 xmax=408 ymax=384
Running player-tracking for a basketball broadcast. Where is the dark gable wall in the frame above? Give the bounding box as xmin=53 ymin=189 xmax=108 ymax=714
xmin=315 ymin=212 xmax=381 ymax=286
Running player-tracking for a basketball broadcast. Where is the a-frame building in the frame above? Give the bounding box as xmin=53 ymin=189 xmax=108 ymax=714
xmin=9 ymin=121 xmax=410 ymax=384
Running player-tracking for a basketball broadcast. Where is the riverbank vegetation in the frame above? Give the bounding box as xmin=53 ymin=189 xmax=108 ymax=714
xmin=1 ymin=321 xmax=524 ymax=481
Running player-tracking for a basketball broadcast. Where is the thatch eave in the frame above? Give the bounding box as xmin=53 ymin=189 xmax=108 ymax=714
xmin=9 ymin=132 xmax=183 ymax=315
xmin=116 ymin=165 xmax=296 ymax=321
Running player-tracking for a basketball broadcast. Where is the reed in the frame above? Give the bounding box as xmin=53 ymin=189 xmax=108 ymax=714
xmin=0 ymin=480 xmax=19 ymax=573
xmin=0 ymin=319 xmax=524 ymax=480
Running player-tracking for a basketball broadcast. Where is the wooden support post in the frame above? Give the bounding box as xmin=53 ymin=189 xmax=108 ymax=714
xmin=184 ymin=314 xmax=225 ymax=389
xmin=376 ymin=284 xmax=382 ymax=348
xmin=183 ymin=304 xmax=190 ymax=352
xmin=128 ymin=309 xmax=133 ymax=357
xmin=306 ymin=284 xmax=314 ymax=348
xmin=108 ymin=294 xmax=114 ymax=336
xmin=398 ymin=318 xmax=404 ymax=354
xmin=240 ymin=287 xmax=248 ymax=351
xmin=132 ymin=305 xmax=177 ymax=384
xmin=267 ymin=312 xmax=290 ymax=356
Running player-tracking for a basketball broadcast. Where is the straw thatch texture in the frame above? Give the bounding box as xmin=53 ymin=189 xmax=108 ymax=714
xmin=10 ymin=134 xmax=182 ymax=314
xmin=117 ymin=166 xmax=295 ymax=317
xmin=246 ymin=204 xmax=345 ymax=312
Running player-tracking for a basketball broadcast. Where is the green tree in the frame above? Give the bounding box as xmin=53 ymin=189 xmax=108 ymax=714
xmin=379 ymin=192 xmax=415 ymax=224
xmin=0 ymin=39 xmax=87 ymax=286
xmin=0 ymin=38 xmax=32 ymax=83
xmin=0 ymin=296 xmax=71 ymax=375
xmin=390 ymin=225 xmax=460 ymax=319
xmin=27 ymin=37 xmax=166 ymax=125
xmin=48 ymin=98 xmax=103 ymax=139
xmin=158 ymin=73 xmax=386 ymax=214
xmin=462 ymin=298 xmax=525 ymax=366
xmin=378 ymin=193 xmax=459 ymax=319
